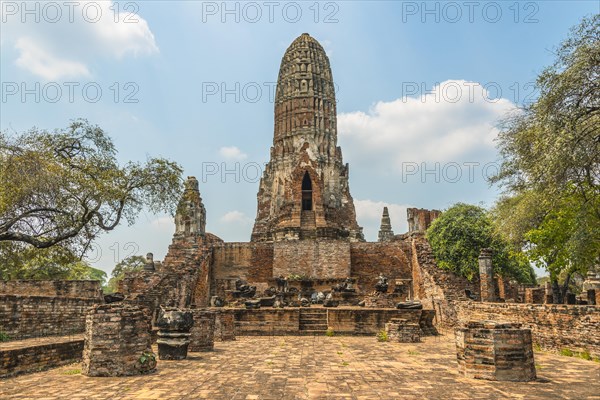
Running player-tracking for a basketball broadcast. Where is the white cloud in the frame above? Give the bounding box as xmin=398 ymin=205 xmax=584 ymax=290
xmin=15 ymin=37 xmax=91 ymax=80
xmin=354 ymin=199 xmax=412 ymax=240
xmin=220 ymin=210 xmax=252 ymax=225
xmin=338 ymin=80 xmax=516 ymax=172
xmin=4 ymin=1 xmax=158 ymax=80
xmin=219 ymin=146 xmax=248 ymax=161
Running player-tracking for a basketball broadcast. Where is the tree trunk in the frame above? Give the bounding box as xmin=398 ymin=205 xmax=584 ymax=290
xmin=560 ymin=273 xmax=572 ymax=304
xmin=551 ymin=279 xmax=562 ymax=304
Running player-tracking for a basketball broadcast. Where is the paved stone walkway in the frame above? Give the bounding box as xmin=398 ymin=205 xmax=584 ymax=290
xmin=1 ymin=335 xmax=599 ymax=399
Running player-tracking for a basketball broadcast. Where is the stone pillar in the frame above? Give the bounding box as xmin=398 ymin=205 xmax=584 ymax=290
xmin=478 ymin=248 xmax=495 ymax=302
xmin=189 ymin=310 xmax=216 ymax=352
xmin=82 ymin=303 xmax=156 ymax=377
xmin=455 ymin=321 xmax=536 ymax=382
xmin=215 ymin=309 xmax=236 ymax=341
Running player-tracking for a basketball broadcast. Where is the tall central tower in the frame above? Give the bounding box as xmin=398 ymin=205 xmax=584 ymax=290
xmin=251 ymin=33 xmax=364 ymax=242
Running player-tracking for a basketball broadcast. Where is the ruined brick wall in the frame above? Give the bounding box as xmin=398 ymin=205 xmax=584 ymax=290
xmin=407 ymin=208 xmax=441 ymax=233
xmin=120 ymin=235 xmax=213 ymax=320
xmin=0 ymin=280 xmax=102 ymax=299
xmin=409 ymin=235 xmax=479 ymax=325
xmin=210 ymin=242 xmax=274 ymax=298
xmin=0 ymin=336 xmax=84 ymax=378
xmin=452 ymin=301 xmax=600 ymax=357
xmin=273 ymin=240 xmax=351 ymax=279
xmin=524 ymin=287 xmax=545 ymax=304
xmin=0 ymin=295 xmax=100 ymax=340
xmin=82 ymin=303 xmax=153 ymax=377
xmin=350 ymin=242 xmax=412 ymax=293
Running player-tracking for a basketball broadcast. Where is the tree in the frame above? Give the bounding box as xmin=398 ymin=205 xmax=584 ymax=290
xmin=0 ymin=241 xmax=107 ymax=284
xmin=0 ymin=119 xmax=183 ymax=255
xmin=104 ymin=255 xmax=146 ymax=293
xmin=426 ymin=203 xmax=535 ymax=284
xmin=490 ymin=15 xmax=600 ymax=300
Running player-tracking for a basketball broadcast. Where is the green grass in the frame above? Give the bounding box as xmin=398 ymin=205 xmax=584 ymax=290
xmin=325 ymin=328 xmax=335 ymax=337
xmin=560 ymin=348 xmax=575 ymax=357
xmin=0 ymin=332 xmax=11 ymax=342
xmin=376 ymin=330 xmax=389 ymax=342
xmin=408 ymin=350 xmax=419 ymax=356
xmin=341 ymin=361 xmax=349 ymax=366
xmin=61 ymin=368 xmax=81 ymax=375
xmin=579 ymin=350 xmax=592 ymax=361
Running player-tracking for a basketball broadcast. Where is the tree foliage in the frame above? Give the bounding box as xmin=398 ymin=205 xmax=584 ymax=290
xmin=490 ymin=15 xmax=600 ymax=301
xmin=0 ymin=119 xmax=183 ymax=255
xmin=104 ymin=255 xmax=145 ymax=293
xmin=0 ymin=241 xmax=107 ymax=283
xmin=427 ymin=203 xmax=535 ymax=284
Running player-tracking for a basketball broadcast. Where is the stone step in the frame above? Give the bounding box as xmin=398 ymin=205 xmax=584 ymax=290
xmin=300 ymin=325 xmax=328 ymax=331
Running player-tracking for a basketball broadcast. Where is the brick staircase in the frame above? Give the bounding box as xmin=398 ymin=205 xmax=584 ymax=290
xmin=300 ymin=211 xmax=316 ymax=239
xmin=299 ymin=309 xmax=328 ymax=333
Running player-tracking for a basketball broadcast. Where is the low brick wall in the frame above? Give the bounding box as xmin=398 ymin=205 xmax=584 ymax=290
xmin=452 ymin=301 xmax=600 ymax=357
xmin=227 ymin=308 xmax=428 ymax=336
xmin=234 ymin=309 xmax=300 ymax=335
xmin=0 ymin=280 xmax=102 ymax=299
xmin=328 ymin=309 xmax=422 ymax=335
xmin=0 ymin=336 xmax=84 ymax=378
xmin=0 ymin=295 xmax=100 ymax=340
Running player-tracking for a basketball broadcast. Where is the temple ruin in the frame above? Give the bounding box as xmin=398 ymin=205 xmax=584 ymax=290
xmin=1 ymin=34 xmax=599 ymax=389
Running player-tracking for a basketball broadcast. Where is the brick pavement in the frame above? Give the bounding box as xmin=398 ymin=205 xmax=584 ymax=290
xmin=1 ymin=335 xmax=599 ymax=399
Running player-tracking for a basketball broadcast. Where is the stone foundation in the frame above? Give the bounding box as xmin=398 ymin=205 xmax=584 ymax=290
xmin=82 ymin=303 xmax=155 ymax=377
xmin=455 ymin=321 xmax=536 ymax=382
xmin=385 ymin=318 xmax=421 ymax=343
xmin=189 ymin=310 xmax=216 ymax=352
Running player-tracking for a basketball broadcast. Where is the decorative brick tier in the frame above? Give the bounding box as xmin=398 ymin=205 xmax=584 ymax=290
xmin=189 ymin=310 xmax=216 ymax=352
xmin=455 ymin=321 xmax=536 ymax=382
xmin=82 ymin=303 xmax=155 ymax=377
xmin=385 ymin=318 xmax=421 ymax=343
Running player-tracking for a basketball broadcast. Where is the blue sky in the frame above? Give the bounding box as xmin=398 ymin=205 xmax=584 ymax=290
xmin=1 ymin=1 xmax=598 ymax=274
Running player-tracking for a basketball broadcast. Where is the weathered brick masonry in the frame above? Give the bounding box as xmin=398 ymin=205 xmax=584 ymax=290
xmin=0 ymin=336 xmax=84 ymax=378
xmin=0 ymin=280 xmax=102 ymax=299
xmin=0 ymin=295 xmax=100 ymax=340
xmin=452 ymin=301 xmax=600 ymax=357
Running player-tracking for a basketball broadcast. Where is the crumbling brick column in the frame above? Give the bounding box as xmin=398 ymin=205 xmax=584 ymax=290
xmin=82 ymin=303 xmax=155 ymax=377
xmin=455 ymin=320 xmax=536 ymax=382
xmin=525 ymin=288 xmax=544 ymax=304
xmin=189 ymin=310 xmax=216 ymax=351
xmin=478 ymin=248 xmax=495 ymax=302
xmin=215 ymin=309 xmax=236 ymax=341
xmin=385 ymin=318 xmax=421 ymax=343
